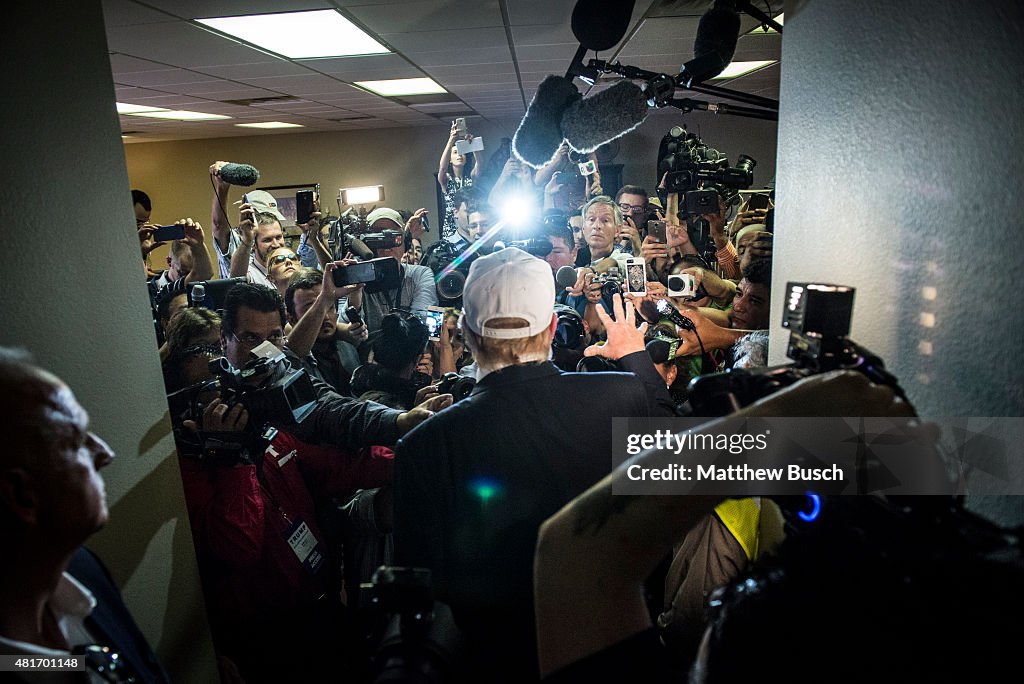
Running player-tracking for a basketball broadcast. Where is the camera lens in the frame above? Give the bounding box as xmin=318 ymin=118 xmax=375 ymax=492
xmin=436 ymin=270 xmax=466 ymax=300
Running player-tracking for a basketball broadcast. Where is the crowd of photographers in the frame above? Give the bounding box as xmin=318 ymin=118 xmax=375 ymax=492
xmin=125 ymin=124 xmax=1020 ymax=684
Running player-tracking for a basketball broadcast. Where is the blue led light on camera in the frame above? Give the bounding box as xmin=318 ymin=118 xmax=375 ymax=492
xmin=798 ymin=492 xmax=822 ymax=522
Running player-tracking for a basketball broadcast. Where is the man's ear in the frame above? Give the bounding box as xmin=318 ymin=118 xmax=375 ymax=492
xmin=0 ymin=468 xmax=40 ymax=526
xmin=666 ymin=363 xmax=679 ymax=388
xmin=166 ymin=256 xmax=173 ymax=268
xmin=548 ymin=313 xmax=558 ymax=336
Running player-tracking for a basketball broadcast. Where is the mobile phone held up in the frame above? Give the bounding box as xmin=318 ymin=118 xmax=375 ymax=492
xmin=746 ymin=192 xmax=771 ymax=211
xmin=648 ymin=220 xmax=667 ymax=244
xmin=296 ymin=189 xmax=315 ymax=225
xmin=624 ymin=257 xmax=647 ymax=296
xmin=331 ymin=257 xmax=401 ymax=294
xmin=424 ymin=306 xmax=446 ymax=342
xmin=152 ymin=224 xmax=186 ymax=242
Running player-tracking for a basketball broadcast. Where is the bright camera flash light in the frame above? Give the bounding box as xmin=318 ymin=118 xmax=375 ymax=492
xmin=341 ymin=185 xmax=384 ymax=205
xmin=499 ymin=194 xmax=537 ymax=231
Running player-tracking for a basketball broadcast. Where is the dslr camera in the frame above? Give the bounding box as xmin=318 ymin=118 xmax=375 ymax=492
xmin=436 ymin=371 xmax=475 ymax=402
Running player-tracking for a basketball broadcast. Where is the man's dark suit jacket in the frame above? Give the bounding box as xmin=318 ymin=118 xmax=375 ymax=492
xmin=67 ymin=547 xmax=170 ymax=684
xmin=393 ymin=351 xmax=674 ymax=681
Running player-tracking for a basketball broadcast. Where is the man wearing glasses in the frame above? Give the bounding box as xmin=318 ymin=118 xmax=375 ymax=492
xmin=615 ymin=184 xmax=655 ymax=235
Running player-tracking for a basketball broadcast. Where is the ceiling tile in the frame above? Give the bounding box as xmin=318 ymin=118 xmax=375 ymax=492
xmin=381 ymin=27 xmax=508 ymax=53
xmin=143 ymin=1 xmax=333 ymax=20
xmin=348 ymin=0 xmax=503 ymax=33
xmin=194 ymin=60 xmax=313 ymax=80
xmin=107 ymin=20 xmax=277 ymax=67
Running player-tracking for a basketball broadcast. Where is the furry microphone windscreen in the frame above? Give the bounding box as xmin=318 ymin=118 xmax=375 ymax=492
xmin=513 ymin=75 xmax=581 ymax=168
xmin=691 ymin=2 xmax=741 ymax=82
xmin=561 ymin=80 xmax=649 ymax=154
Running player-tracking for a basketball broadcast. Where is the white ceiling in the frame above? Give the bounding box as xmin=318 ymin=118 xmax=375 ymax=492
xmin=105 ymin=0 xmax=782 ymax=143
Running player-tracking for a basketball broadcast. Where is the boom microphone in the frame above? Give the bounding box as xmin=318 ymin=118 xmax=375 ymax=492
xmin=513 ymin=75 xmax=581 ymax=168
xmin=556 ymin=265 xmax=579 ymax=290
xmin=571 ymin=0 xmax=636 ymax=52
xmin=691 ymin=0 xmax=741 ymax=83
xmin=218 ymin=163 xmax=261 ymax=187
xmin=561 ymin=80 xmax=649 ymax=154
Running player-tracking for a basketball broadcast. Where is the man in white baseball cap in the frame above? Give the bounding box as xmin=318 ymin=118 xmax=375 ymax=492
xmin=393 ymin=246 xmax=675 ymax=683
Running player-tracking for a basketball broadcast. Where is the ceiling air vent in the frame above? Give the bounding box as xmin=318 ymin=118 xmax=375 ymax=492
xmin=221 ymin=96 xmax=301 ymax=106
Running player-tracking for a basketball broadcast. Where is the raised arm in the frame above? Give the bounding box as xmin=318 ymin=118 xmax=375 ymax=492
xmin=209 ymin=161 xmax=234 ymax=254
xmin=228 ymin=202 xmax=256 ymax=278
xmin=437 ymin=121 xmax=459 ymax=188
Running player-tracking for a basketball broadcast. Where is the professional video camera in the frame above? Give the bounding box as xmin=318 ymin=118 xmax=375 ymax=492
xmin=421 ymin=240 xmax=474 ymax=307
xmin=500 ymin=237 xmax=553 ymax=258
xmin=362 ymin=566 xmax=465 ymax=684
xmin=167 ymin=342 xmax=318 ymax=462
xmin=657 ymin=125 xmax=756 ymax=262
xmin=686 ymin=283 xmax=911 ymax=417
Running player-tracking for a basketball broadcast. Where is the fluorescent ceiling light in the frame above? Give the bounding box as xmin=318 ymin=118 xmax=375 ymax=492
xmin=235 ymin=122 xmax=304 ymax=129
xmin=710 ymin=60 xmax=777 ymax=80
xmin=749 ymin=13 xmax=784 ymax=33
xmin=355 ymin=78 xmax=446 ymax=97
xmin=116 ymin=102 xmax=167 ymax=114
xmin=196 ymin=10 xmax=389 ymax=59
xmin=124 ymin=110 xmax=231 ymax=121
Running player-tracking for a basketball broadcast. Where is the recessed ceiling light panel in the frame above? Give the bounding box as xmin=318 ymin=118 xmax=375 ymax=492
xmin=116 ymin=102 xmax=167 ymax=114
xmin=354 ymin=78 xmax=447 ymax=97
xmin=235 ymin=122 xmax=304 ymax=129
xmin=196 ymin=10 xmax=390 ymax=59
xmin=710 ymin=60 xmax=777 ymax=80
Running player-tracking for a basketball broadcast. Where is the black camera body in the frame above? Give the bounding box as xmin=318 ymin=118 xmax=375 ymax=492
xmin=592 ymin=268 xmax=624 ymax=299
xmin=167 ymin=346 xmax=318 ymax=462
xmin=436 ymin=371 xmax=475 ymax=402
xmin=421 ymin=240 xmax=474 ymax=307
xmin=501 ymin=237 xmax=553 ymax=258
xmin=361 ymin=229 xmax=404 ymax=252
xmin=687 ymin=283 xmax=905 ymax=417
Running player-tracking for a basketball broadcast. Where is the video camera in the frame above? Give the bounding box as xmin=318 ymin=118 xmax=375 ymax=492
xmin=421 ymin=241 xmax=475 ymax=307
xmin=167 ymin=342 xmax=318 ymax=462
xmin=658 ymin=126 xmax=756 ymax=262
xmin=686 ymin=283 xmax=911 ymax=417
xmin=362 ymin=566 xmax=465 ymax=684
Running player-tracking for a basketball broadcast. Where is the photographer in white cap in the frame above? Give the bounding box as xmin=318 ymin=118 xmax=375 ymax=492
xmin=393 ymin=246 xmax=674 ymax=683
xmin=346 ymin=206 xmax=437 ymax=335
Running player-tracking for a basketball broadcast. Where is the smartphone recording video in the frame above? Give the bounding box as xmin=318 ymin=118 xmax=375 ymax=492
xmin=153 ymin=224 xmax=186 ymax=242
xmin=624 ymin=257 xmax=647 ymax=296
xmin=424 ymin=306 xmax=446 ymax=342
xmin=296 ymin=189 xmax=315 ymax=225
xmin=648 ymin=220 xmax=667 ymax=244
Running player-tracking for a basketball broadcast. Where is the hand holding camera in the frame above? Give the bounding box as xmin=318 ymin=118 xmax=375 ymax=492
xmin=406 ymin=208 xmax=430 ymax=238
xmin=640 ymin=234 xmax=669 ymax=264
xmin=238 ymin=201 xmax=256 ymax=245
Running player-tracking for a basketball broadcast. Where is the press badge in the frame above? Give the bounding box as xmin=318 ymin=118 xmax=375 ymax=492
xmin=284 ymin=518 xmax=324 ymax=575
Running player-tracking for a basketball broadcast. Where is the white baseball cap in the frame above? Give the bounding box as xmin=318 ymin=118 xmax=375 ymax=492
xmin=462 ymin=247 xmax=555 ymax=339
xmin=365 ymin=207 xmax=404 ymax=230
xmin=244 ymin=190 xmax=285 ymax=222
